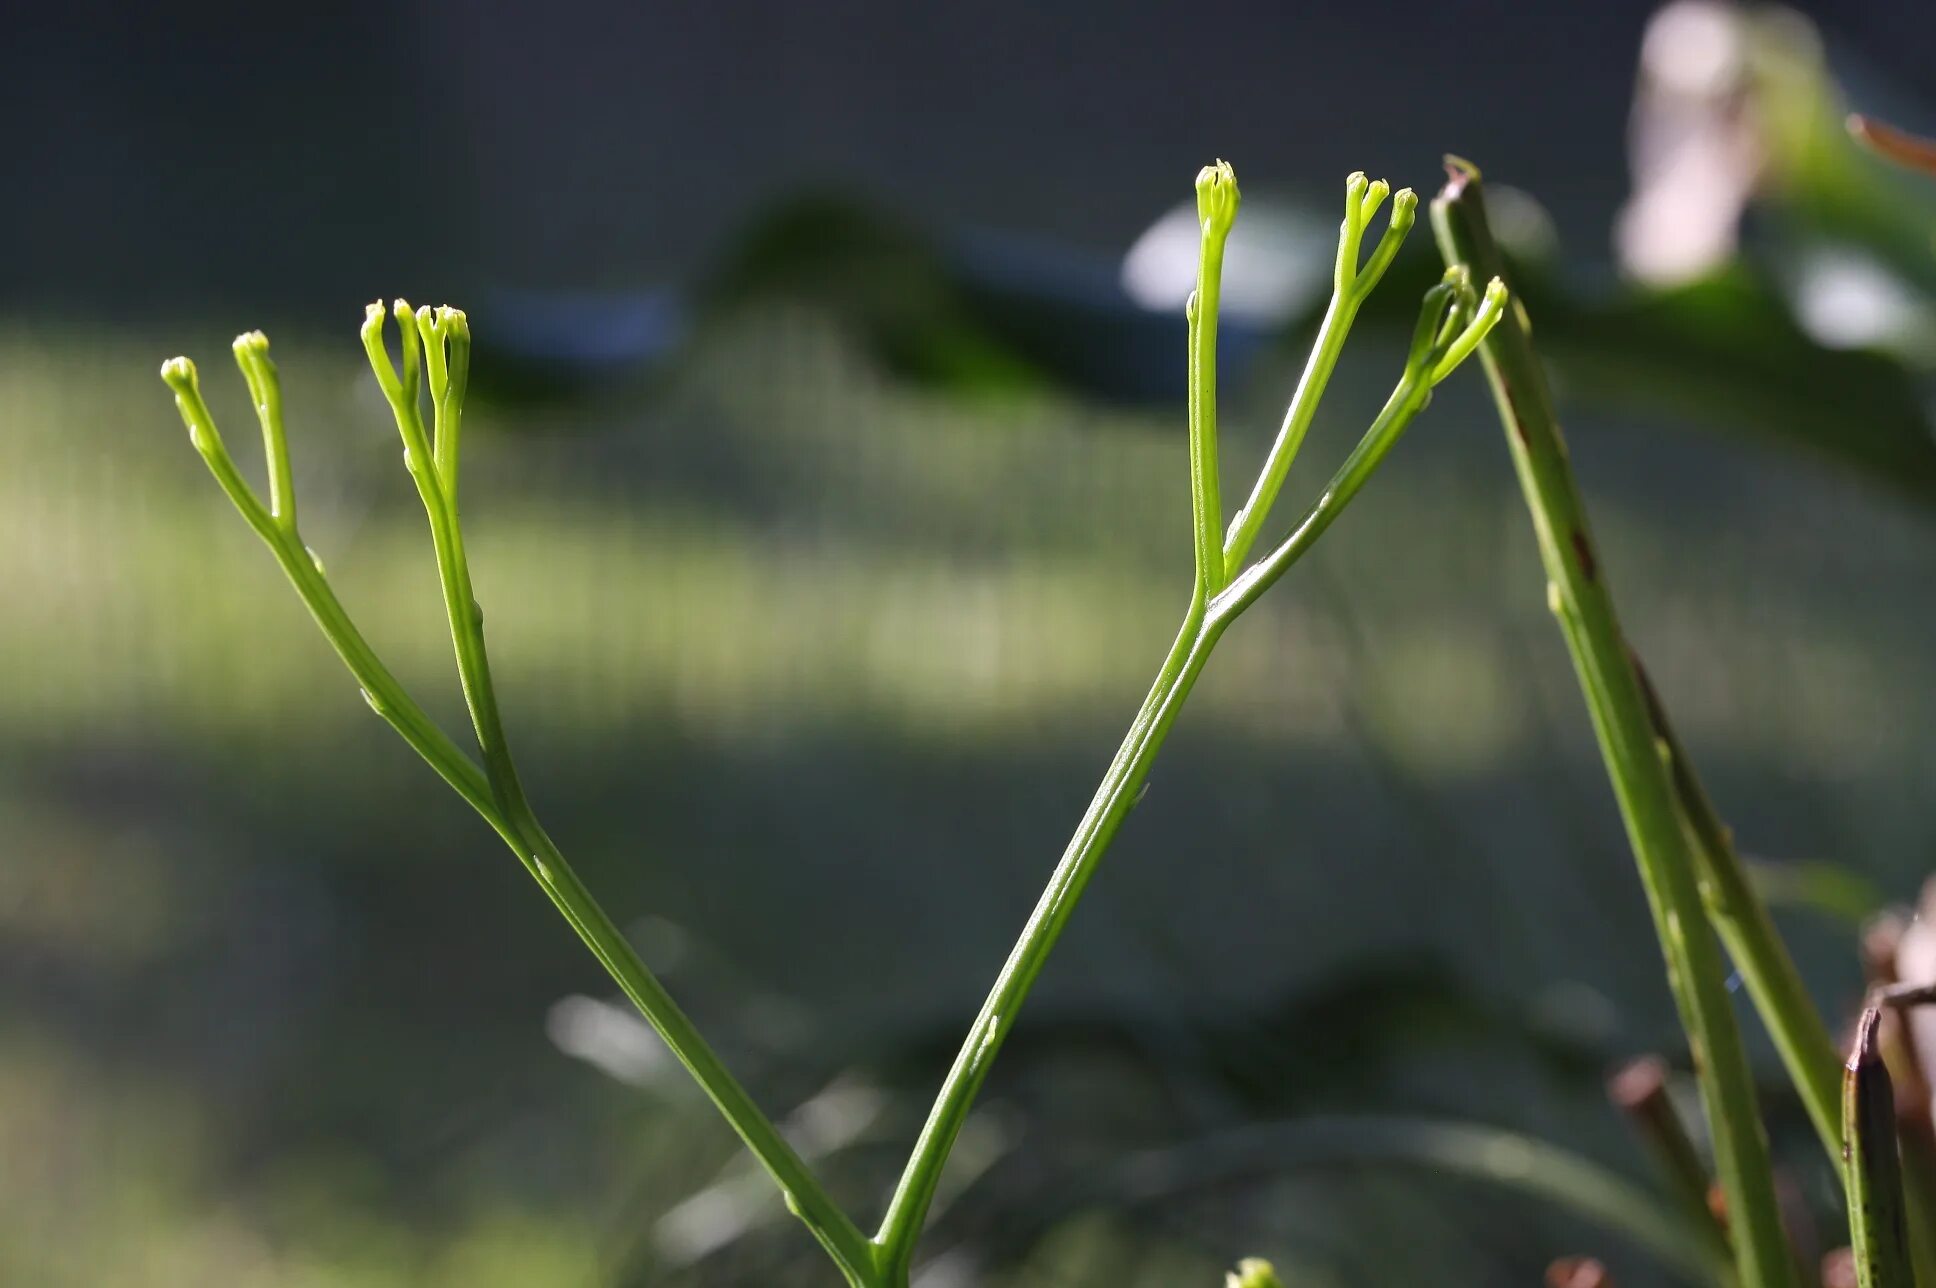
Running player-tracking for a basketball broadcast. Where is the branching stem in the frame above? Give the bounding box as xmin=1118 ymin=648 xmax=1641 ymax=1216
xmin=164 ymin=162 xmax=1501 ymax=1288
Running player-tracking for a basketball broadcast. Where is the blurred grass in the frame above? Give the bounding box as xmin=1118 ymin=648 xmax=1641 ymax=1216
xmin=3 ymin=302 xmax=1934 ymax=1283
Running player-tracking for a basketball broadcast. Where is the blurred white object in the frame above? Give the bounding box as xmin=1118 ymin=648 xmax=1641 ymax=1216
xmin=1121 ymin=196 xmax=1333 ymax=325
xmin=545 ymin=992 xmax=673 ymax=1086
xmin=1784 ymin=246 xmax=1936 ymax=350
xmin=654 ymin=1077 xmax=889 ymax=1265
xmin=1615 ymin=0 xmax=1764 ymax=285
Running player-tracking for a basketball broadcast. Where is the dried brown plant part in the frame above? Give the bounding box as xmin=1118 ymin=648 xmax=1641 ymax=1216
xmin=1848 ymin=115 xmax=1936 ymax=179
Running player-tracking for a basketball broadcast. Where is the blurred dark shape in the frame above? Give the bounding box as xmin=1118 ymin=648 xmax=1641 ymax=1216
xmin=470 ymin=286 xmax=685 ymax=399
xmin=877 ymin=958 xmax=1608 ymax=1125
xmin=700 ymin=195 xmax=1049 ymax=398
xmin=459 ymin=6 xmax=1936 ymax=510
xmin=481 ymin=173 xmax=1936 ymax=509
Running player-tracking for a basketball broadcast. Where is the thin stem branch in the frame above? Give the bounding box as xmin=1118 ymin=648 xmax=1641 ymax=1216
xmin=1221 ymin=176 xmax=1416 ymax=574
xmin=163 ymin=357 xmax=498 ymax=821
xmin=166 ymin=330 xmax=876 ymax=1285
xmin=233 ymin=333 xmax=297 ymax=531
xmin=876 ymin=250 xmax=1504 ymax=1282
xmin=1188 ymin=161 xmax=1237 ymax=597
xmin=1637 ymin=666 xmax=1844 ymax=1154
xmin=1632 ymin=412 xmax=1936 ymax=1279
xmin=1432 ymin=157 xmax=1797 ymax=1288
xmin=875 ymin=602 xmax=1216 ymax=1274
xmin=166 ymin=162 xmax=1503 ymax=1288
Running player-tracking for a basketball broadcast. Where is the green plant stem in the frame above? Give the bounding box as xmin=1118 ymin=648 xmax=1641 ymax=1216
xmin=1215 ymin=371 xmax=1427 ymax=618
xmin=1188 ymin=162 xmax=1235 ymax=597
xmin=874 ymin=598 xmax=1221 ymax=1277
xmin=166 ymin=357 xmax=498 ymax=820
xmin=168 ymin=172 xmax=1504 ymax=1285
xmin=1432 ymin=158 xmax=1797 ymax=1288
xmin=1221 ymin=176 xmax=1415 ymax=574
xmin=1636 ymin=665 xmax=1846 ymax=1155
xmin=1635 ymin=447 xmax=1936 ymax=1280
xmin=1221 ymin=273 xmax=1352 ymax=573
xmin=164 ymin=345 xmax=876 ymax=1287
xmin=373 ymin=304 xmax=875 ymax=1284
xmin=1847 ymin=1007 xmax=1915 ymax=1287
xmin=874 ymin=274 xmax=1503 ymax=1280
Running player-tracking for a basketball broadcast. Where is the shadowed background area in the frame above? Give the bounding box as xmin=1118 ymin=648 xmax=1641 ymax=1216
xmin=5 ymin=2 xmax=1936 ymax=1284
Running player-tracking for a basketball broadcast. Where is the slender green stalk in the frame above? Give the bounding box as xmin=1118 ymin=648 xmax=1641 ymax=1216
xmin=1846 ymin=1007 xmax=1914 ymax=1287
xmin=1221 ymin=174 xmax=1415 ymax=574
xmin=165 ymin=163 xmax=1504 ymax=1288
xmin=1215 ymin=273 xmax=1505 ymax=622
xmin=1189 ymin=162 xmax=1237 ymax=598
xmin=1634 ymin=665 xmax=1845 ymax=1157
xmin=233 ymin=334 xmax=297 ymax=530
xmin=873 ymin=242 xmax=1504 ymax=1281
xmin=1432 ymin=158 xmax=1797 ymax=1288
xmin=163 ymin=331 xmax=876 ymax=1285
xmin=1634 ymin=375 xmax=1936 ymax=1280
xmin=873 ymin=597 xmax=1215 ymax=1277
xmin=163 ymin=353 xmax=499 ymax=823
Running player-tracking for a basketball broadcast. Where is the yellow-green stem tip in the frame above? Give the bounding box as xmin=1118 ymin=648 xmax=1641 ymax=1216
xmin=159 ymin=355 xmax=197 ymax=390
xmin=1196 ymin=158 xmax=1240 ymax=232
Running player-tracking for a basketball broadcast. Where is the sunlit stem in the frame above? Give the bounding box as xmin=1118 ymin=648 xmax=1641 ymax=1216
xmin=1187 ymin=160 xmax=1238 ymax=598
xmin=875 ymin=231 xmax=1503 ymax=1283
xmin=230 ymin=333 xmax=297 ymax=532
xmin=165 ymin=323 xmax=875 ymax=1284
xmin=1222 ymin=175 xmax=1417 ymax=575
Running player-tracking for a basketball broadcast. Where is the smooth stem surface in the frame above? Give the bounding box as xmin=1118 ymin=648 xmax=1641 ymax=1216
xmin=1188 ymin=161 xmax=1236 ymax=596
xmin=882 ymin=164 xmax=1250 ymax=1278
xmin=166 ymin=340 xmax=875 ymax=1286
xmin=1222 ymin=176 xmax=1416 ymax=574
xmin=1221 ymin=288 xmax=1351 ymax=572
xmin=1634 ymin=425 xmax=1936 ymax=1273
xmin=168 ymin=183 xmax=1501 ymax=1284
xmin=1847 ymin=1008 xmax=1915 ymax=1287
xmin=165 ymin=358 xmax=498 ymax=820
xmin=371 ymin=302 xmax=873 ymax=1283
xmin=1432 ymin=159 xmax=1796 ymax=1288
xmin=1214 ymin=375 xmax=1425 ymax=620
xmin=1637 ymin=665 xmax=1845 ymax=1152
xmin=876 ymin=601 xmax=1219 ymax=1276
xmin=876 ymin=267 xmax=1504 ymax=1280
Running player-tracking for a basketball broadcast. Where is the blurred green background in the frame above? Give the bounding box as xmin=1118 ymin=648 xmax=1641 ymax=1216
xmin=7 ymin=1 xmax=1936 ymax=1284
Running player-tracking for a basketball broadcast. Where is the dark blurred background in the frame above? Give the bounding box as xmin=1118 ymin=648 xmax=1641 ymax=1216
xmin=7 ymin=2 xmax=1936 ymax=1284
